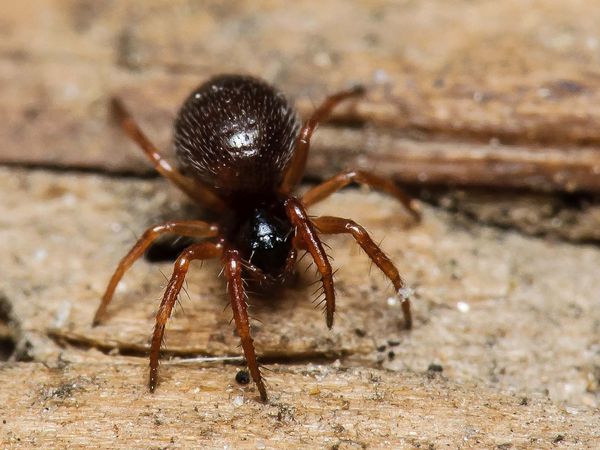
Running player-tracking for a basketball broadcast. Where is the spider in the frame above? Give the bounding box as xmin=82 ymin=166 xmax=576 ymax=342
xmin=92 ymin=74 xmax=421 ymax=402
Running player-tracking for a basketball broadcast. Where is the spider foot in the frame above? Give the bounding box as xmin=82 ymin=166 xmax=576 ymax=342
xmin=396 ymin=286 xmax=414 ymax=330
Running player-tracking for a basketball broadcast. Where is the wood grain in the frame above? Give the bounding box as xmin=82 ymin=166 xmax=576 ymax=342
xmin=2 ymin=1 xmax=600 ymax=192
xmin=1 ymin=362 xmax=598 ymax=449
xmin=2 ymin=1 xmax=600 ymax=446
xmin=2 ymin=168 xmax=600 ymax=407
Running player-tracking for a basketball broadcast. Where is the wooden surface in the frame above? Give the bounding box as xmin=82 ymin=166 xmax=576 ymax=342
xmin=2 ymin=1 xmax=600 ymax=448
xmin=1 ymin=168 xmax=600 ymax=447
xmin=2 ymin=362 xmax=598 ymax=449
xmin=2 ymin=0 xmax=600 ymax=192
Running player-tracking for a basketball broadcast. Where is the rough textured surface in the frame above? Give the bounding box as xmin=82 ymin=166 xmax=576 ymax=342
xmin=1 ymin=362 xmax=598 ymax=449
xmin=2 ymin=0 xmax=600 ymax=192
xmin=421 ymin=188 xmax=600 ymax=244
xmin=2 ymin=1 xmax=600 ymax=447
xmin=1 ymin=168 xmax=599 ymax=447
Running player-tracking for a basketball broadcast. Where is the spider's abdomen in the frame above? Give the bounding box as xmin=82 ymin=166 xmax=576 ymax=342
xmin=174 ymin=75 xmax=300 ymax=201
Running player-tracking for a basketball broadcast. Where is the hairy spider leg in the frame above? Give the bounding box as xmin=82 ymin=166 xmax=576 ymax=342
xmin=149 ymin=242 xmax=223 ymax=392
xmin=302 ymin=170 xmax=421 ymax=222
xmin=224 ymin=249 xmax=268 ymax=402
xmin=93 ymin=221 xmax=219 ymax=326
xmin=311 ymin=216 xmax=412 ymax=329
xmin=284 ymin=198 xmax=336 ymax=328
xmin=111 ymin=98 xmax=226 ymax=212
xmin=280 ymin=86 xmax=365 ymax=193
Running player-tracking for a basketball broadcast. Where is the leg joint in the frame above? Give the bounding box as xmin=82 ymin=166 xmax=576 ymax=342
xmin=341 ymin=169 xmax=359 ymax=180
xmin=345 ymin=220 xmax=366 ymax=238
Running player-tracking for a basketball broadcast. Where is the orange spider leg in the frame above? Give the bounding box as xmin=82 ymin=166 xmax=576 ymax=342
xmin=311 ymin=216 xmax=412 ymax=329
xmin=149 ymin=241 xmax=222 ymax=391
xmin=280 ymin=86 xmax=365 ymax=193
xmin=111 ymin=98 xmax=226 ymax=212
xmin=224 ymin=249 xmax=268 ymax=402
xmin=302 ymin=170 xmax=421 ymax=221
xmin=284 ymin=197 xmax=336 ymax=328
xmin=93 ymin=220 xmax=218 ymax=326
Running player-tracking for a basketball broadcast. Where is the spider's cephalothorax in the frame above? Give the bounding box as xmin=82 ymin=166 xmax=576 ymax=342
xmin=233 ymin=205 xmax=294 ymax=277
xmin=93 ymin=74 xmax=421 ymax=402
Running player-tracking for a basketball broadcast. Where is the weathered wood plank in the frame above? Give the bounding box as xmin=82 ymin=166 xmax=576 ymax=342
xmin=1 ymin=168 xmax=600 ymax=410
xmin=2 ymin=1 xmax=600 ymax=445
xmin=2 ymin=1 xmax=600 ymax=191
xmin=1 ymin=362 xmax=598 ymax=449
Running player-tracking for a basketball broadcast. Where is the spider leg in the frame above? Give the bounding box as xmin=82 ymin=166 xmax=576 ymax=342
xmin=149 ymin=241 xmax=222 ymax=392
xmin=302 ymin=170 xmax=421 ymax=221
xmin=284 ymin=198 xmax=336 ymax=328
xmin=93 ymin=220 xmax=219 ymax=326
xmin=111 ymin=98 xmax=226 ymax=212
xmin=224 ymin=249 xmax=268 ymax=402
xmin=311 ymin=216 xmax=412 ymax=329
xmin=280 ymin=86 xmax=365 ymax=193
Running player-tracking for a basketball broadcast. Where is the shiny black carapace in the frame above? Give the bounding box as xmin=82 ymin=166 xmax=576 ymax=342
xmin=93 ymin=75 xmax=420 ymax=402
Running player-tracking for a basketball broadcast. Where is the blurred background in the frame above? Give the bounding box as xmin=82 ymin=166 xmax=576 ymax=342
xmin=2 ymin=0 xmax=600 ymax=241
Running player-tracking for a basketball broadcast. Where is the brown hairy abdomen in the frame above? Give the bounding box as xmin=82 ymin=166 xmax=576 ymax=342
xmin=174 ymin=75 xmax=300 ymax=201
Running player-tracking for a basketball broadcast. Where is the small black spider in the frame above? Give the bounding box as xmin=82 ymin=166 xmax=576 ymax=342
xmin=92 ymin=75 xmax=420 ymax=402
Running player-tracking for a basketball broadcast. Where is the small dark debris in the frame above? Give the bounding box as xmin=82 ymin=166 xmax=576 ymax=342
xmin=23 ymin=106 xmax=41 ymax=121
xmin=51 ymin=383 xmax=76 ymax=399
xmin=520 ymin=397 xmax=529 ymax=406
xmin=387 ymin=351 xmax=395 ymax=361
xmin=354 ymin=328 xmax=366 ymax=337
xmin=496 ymin=444 xmax=512 ymax=450
xmin=235 ymin=369 xmax=250 ymax=385
xmin=276 ymin=404 xmax=296 ymax=423
xmin=2 ymin=419 xmax=6 ymax=424
xmin=427 ymin=363 xmax=443 ymax=373
xmin=368 ymin=373 xmax=382 ymax=383
xmin=553 ymin=434 xmax=565 ymax=444
xmin=332 ymin=424 xmax=345 ymax=433
xmin=331 ymin=439 xmax=368 ymax=450
xmin=549 ymin=79 xmax=586 ymax=96
xmin=557 ymin=79 xmax=585 ymax=93
xmin=387 ymin=339 xmax=400 ymax=347
xmin=376 ymin=345 xmax=386 ymax=352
